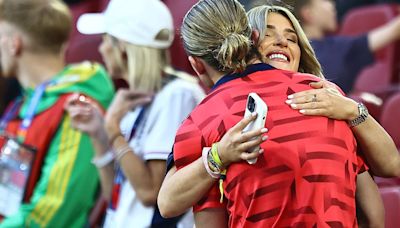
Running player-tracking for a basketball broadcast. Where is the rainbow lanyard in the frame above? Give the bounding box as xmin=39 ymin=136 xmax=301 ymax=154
xmin=0 ymin=81 xmax=52 ymax=143
xmin=110 ymin=107 xmax=146 ymax=210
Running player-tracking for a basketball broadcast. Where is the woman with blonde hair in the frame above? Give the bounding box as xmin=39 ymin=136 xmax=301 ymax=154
xmin=157 ymin=1 xmax=398 ymax=227
xmin=65 ymin=0 xmax=204 ymax=227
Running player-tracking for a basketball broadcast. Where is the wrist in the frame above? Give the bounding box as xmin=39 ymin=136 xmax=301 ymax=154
xmin=347 ymin=100 xmax=359 ymax=121
xmin=348 ymin=102 xmax=369 ymax=127
xmin=215 ymin=143 xmax=228 ymax=169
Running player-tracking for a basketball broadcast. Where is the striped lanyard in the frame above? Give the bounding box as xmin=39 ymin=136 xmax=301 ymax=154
xmin=110 ymin=107 xmax=146 ymax=210
xmin=0 ymin=81 xmax=52 ymax=143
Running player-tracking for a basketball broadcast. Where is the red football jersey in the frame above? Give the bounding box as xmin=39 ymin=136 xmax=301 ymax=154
xmin=174 ymin=64 xmax=365 ymax=227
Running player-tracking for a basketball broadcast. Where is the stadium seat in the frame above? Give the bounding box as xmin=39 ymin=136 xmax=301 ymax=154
xmin=65 ymin=35 xmax=104 ymax=65
xmin=162 ymin=0 xmax=198 ymax=74
xmin=339 ymin=4 xmax=400 ymax=93
xmin=380 ymin=92 xmax=400 ymax=148
xmin=373 ymin=92 xmax=400 ymax=187
xmin=69 ymin=0 xmax=100 ymax=39
xmin=98 ymin=0 xmax=110 ymax=11
xmin=379 ymin=187 xmax=400 ymax=228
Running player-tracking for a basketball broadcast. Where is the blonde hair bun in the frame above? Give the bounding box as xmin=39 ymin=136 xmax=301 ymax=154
xmin=215 ymin=33 xmax=251 ymax=72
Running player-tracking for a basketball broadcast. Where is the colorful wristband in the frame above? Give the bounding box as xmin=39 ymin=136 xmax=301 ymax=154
xmin=202 ymin=147 xmax=220 ymax=179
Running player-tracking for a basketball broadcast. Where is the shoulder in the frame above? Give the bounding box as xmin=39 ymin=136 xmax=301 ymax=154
xmin=50 ymin=62 xmax=115 ymax=109
xmin=312 ymin=35 xmax=368 ymax=49
xmin=155 ymin=78 xmax=205 ymax=103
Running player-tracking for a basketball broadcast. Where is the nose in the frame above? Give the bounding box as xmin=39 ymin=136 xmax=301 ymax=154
xmin=273 ymin=33 xmax=288 ymax=47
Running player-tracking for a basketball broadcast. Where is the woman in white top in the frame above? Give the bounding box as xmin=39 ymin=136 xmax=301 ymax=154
xmin=65 ymin=0 xmax=204 ymax=227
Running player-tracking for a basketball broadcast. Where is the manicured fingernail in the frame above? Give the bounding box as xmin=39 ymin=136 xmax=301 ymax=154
xmin=261 ymin=128 xmax=268 ymax=133
xmin=285 ymin=100 xmax=292 ymax=104
xmin=251 ymin=112 xmax=257 ymax=117
xmin=259 ymin=149 xmax=264 ymax=154
xmin=288 ymin=95 xmax=294 ymax=99
xmin=262 ymin=136 xmax=268 ymax=141
xmin=290 ymin=104 xmax=297 ymax=108
xmin=299 ymin=110 xmax=305 ymax=113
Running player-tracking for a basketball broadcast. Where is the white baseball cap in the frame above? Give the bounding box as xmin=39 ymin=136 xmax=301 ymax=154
xmin=77 ymin=0 xmax=174 ymax=49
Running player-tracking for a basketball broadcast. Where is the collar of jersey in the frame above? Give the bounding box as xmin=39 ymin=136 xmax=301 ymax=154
xmin=211 ymin=63 xmax=275 ymax=91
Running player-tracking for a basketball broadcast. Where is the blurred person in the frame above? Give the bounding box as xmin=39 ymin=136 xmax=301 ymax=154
xmin=0 ymin=78 xmax=21 ymax=115
xmin=158 ymin=1 xmax=398 ymax=227
xmin=66 ymin=0 xmax=205 ymax=227
xmin=293 ymin=0 xmax=400 ymax=93
xmin=0 ymin=0 xmax=114 ymax=227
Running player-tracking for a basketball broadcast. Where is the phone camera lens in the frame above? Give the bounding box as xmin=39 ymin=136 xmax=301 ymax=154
xmin=248 ymin=97 xmax=255 ymax=112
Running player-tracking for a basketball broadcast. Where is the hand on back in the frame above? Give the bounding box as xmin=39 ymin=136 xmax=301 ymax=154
xmin=286 ymin=80 xmax=358 ymax=121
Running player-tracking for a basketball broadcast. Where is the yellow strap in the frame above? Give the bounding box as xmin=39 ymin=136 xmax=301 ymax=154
xmin=219 ymin=170 xmax=226 ymax=203
xmin=211 ymin=143 xmax=223 ymax=167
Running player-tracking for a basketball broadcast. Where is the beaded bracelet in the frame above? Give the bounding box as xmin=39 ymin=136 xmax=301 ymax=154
xmin=209 ymin=143 xmax=227 ymax=203
xmin=114 ymin=145 xmax=132 ymax=162
xmin=202 ymin=147 xmax=220 ymax=179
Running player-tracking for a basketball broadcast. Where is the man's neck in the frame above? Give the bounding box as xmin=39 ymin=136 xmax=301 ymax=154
xmin=303 ymin=25 xmax=325 ymax=40
xmin=17 ymin=52 xmax=65 ymax=89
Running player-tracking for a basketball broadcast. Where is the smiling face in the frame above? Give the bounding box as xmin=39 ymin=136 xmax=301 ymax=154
xmin=258 ymin=12 xmax=301 ymax=72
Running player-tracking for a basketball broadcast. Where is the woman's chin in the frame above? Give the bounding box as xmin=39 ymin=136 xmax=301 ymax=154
xmin=267 ymin=62 xmax=293 ymax=71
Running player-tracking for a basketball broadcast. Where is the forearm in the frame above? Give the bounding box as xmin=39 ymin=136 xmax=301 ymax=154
xmin=353 ymin=115 xmax=400 ymax=177
xmin=113 ymin=136 xmax=165 ymax=206
xmin=158 ymin=159 xmax=216 ymax=218
xmin=194 ymin=209 xmax=228 ymax=228
xmin=368 ymin=16 xmax=400 ymax=52
xmin=89 ymin=131 xmax=115 ymax=200
xmin=356 ymin=172 xmax=385 ymax=228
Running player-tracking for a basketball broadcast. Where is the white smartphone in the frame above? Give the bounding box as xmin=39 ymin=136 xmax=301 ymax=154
xmin=243 ymin=92 xmax=268 ymax=164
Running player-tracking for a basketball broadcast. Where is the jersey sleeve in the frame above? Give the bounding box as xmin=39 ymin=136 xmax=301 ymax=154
xmin=173 ymin=117 xmax=226 ymax=212
xmin=356 ymin=147 xmax=369 ymax=174
xmin=1 ymin=115 xmax=99 ymax=228
xmin=142 ymin=86 xmax=202 ymax=161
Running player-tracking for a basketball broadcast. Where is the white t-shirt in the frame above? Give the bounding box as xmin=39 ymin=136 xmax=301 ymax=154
xmin=103 ymin=78 xmax=204 ymax=228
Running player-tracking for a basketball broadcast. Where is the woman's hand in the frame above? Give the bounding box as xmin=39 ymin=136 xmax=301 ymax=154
xmin=65 ymin=93 xmax=105 ymax=138
xmin=217 ymin=113 xmax=268 ymax=168
xmin=286 ymin=80 xmax=359 ymax=121
xmin=104 ymin=89 xmax=152 ymax=137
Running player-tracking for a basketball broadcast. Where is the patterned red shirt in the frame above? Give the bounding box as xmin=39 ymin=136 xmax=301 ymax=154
xmin=173 ymin=64 xmax=366 ymax=227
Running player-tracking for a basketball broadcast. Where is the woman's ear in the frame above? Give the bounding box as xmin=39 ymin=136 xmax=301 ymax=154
xmin=188 ymin=56 xmax=205 ymax=76
xmin=251 ymin=29 xmax=260 ymax=45
xmin=10 ymin=35 xmax=22 ymax=56
xmin=299 ymin=6 xmax=313 ymax=24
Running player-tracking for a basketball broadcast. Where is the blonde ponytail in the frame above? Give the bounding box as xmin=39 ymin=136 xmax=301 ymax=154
xmin=182 ymin=0 xmax=252 ymax=73
xmin=215 ymin=33 xmax=251 ymax=72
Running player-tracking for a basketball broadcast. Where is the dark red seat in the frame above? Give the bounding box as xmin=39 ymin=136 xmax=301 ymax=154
xmin=379 ymin=186 xmax=400 ymax=228
xmin=374 ymin=92 xmax=400 ymax=187
xmin=162 ymin=0 xmax=199 ymax=74
xmin=339 ymin=4 xmax=400 ymax=93
xmin=69 ymin=0 xmax=100 ymax=40
xmin=65 ymin=34 xmax=104 ymax=65
xmin=380 ymin=92 xmax=400 ymax=148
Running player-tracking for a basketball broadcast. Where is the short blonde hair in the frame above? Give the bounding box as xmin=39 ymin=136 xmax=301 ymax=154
xmin=0 ymin=0 xmax=72 ymax=54
xmin=181 ymin=0 xmax=253 ymax=72
xmin=110 ymin=29 xmax=171 ymax=92
xmin=247 ymin=5 xmax=324 ymax=78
